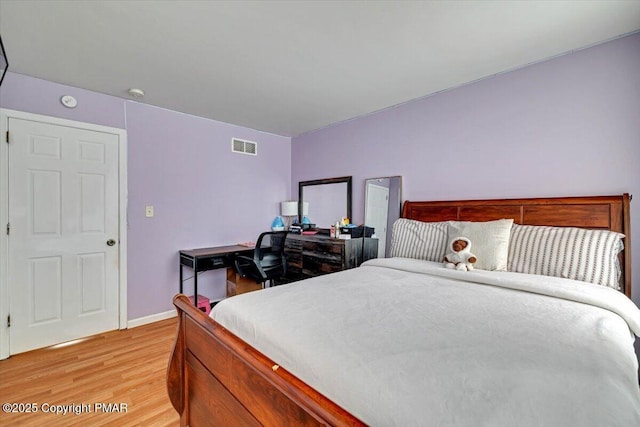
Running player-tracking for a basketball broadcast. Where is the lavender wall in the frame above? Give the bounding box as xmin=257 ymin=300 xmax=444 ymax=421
xmin=1 ymin=73 xmax=291 ymax=320
xmin=126 ymin=102 xmax=291 ymax=317
xmin=292 ymin=33 xmax=640 ymax=309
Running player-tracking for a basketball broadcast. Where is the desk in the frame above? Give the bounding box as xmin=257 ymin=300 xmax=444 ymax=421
xmin=179 ymin=245 xmax=254 ymax=306
xmin=179 ymin=236 xmax=377 ymax=304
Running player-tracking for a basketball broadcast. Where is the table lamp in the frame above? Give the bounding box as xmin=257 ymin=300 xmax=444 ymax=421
xmin=280 ymin=201 xmax=298 ymax=229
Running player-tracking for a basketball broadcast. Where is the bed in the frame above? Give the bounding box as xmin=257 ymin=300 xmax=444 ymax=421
xmin=167 ymin=194 xmax=638 ymax=426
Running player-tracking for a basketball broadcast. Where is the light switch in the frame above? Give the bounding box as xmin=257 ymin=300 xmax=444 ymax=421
xmin=145 ymin=205 xmax=154 ymax=218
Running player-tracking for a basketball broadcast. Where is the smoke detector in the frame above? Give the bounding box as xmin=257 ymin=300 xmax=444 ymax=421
xmin=127 ymin=88 xmax=145 ymax=98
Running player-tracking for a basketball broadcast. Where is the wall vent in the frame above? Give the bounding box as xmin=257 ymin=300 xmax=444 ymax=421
xmin=231 ymin=138 xmax=257 ymax=155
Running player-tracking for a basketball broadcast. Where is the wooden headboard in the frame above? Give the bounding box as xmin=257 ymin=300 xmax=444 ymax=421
xmin=402 ymin=194 xmax=632 ymax=297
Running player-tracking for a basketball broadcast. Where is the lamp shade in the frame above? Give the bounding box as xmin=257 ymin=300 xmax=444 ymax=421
xmin=280 ymin=201 xmax=298 ymax=217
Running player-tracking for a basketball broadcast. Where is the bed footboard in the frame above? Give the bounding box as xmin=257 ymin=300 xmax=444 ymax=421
xmin=167 ymin=294 xmax=364 ymax=426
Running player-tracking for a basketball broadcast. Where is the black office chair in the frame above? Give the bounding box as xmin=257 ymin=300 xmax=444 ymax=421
xmin=234 ymin=231 xmax=288 ymax=288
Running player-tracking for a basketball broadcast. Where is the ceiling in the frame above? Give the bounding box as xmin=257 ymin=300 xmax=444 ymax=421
xmin=1 ymin=1 xmax=639 ymax=137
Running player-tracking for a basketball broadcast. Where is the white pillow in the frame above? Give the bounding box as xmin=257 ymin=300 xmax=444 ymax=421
xmin=447 ymin=219 xmax=514 ymax=271
xmin=507 ymin=224 xmax=624 ymax=289
xmin=390 ymin=218 xmax=448 ymax=262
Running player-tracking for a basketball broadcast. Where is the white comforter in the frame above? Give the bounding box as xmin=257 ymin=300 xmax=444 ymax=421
xmin=211 ymin=258 xmax=640 ymax=426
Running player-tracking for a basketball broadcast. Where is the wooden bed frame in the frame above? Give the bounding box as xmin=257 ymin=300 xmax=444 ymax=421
xmin=401 ymin=194 xmax=632 ymax=297
xmin=167 ymin=194 xmax=631 ymax=426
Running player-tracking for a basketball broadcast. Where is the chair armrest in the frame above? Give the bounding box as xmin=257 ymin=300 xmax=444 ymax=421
xmin=234 ymin=255 xmax=267 ymax=282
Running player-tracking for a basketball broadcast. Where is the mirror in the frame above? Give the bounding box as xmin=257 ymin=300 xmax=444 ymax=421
xmin=299 ymin=176 xmax=352 ymax=229
xmin=364 ymin=176 xmax=402 ymax=257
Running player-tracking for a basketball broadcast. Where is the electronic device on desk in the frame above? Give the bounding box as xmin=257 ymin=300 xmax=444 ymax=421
xmin=291 ymin=222 xmax=316 ymax=234
xmin=340 ymin=225 xmax=374 ymax=238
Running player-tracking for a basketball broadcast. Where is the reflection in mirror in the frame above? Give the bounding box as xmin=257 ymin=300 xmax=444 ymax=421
xmin=303 ymin=183 xmax=347 ymax=228
xmin=364 ymin=176 xmax=402 ymax=257
xmin=299 ymin=177 xmax=352 ymax=229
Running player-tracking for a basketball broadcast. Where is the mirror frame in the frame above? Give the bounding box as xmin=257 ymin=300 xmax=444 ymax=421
xmin=298 ymin=176 xmax=352 ymax=227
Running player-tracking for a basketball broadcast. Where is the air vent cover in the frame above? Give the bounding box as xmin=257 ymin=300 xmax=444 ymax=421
xmin=231 ymin=138 xmax=257 ymax=155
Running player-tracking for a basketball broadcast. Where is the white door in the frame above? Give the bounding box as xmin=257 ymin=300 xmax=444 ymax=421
xmin=365 ymin=183 xmax=389 ymax=257
xmin=8 ymin=117 xmax=120 ymax=354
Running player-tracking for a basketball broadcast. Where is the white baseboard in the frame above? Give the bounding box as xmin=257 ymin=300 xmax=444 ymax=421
xmin=127 ymin=309 xmax=177 ymax=329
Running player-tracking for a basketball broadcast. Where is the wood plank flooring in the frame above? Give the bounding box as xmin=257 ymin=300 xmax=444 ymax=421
xmin=0 ymin=318 xmax=180 ymax=426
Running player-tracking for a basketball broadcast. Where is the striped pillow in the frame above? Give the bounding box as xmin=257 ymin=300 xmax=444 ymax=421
xmin=507 ymin=224 xmax=624 ymax=289
xmin=390 ymin=219 xmax=448 ymax=262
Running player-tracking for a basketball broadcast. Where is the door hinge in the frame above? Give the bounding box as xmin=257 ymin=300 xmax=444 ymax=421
xmin=7 ymin=315 xmax=10 ymax=328
xmin=5 ymin=223 xmax=9 ymax=235
xmin=5 ymin=131 xmax=8 ymax=143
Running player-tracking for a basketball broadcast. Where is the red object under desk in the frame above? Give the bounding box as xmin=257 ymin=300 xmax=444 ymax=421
xmin=188 ymin=294 xmax=211 ymax=316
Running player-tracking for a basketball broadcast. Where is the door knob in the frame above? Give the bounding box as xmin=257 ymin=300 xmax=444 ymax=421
xmin=107 ymin=239 xmax=116 ymax=246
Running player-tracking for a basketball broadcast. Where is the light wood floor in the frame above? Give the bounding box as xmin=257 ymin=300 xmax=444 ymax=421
xmin=0 ymin=318 xmax=180 ymax=426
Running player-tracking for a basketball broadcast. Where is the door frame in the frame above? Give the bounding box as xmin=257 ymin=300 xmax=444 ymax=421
xmin=0 ymin=108 xmax=128 ymax=359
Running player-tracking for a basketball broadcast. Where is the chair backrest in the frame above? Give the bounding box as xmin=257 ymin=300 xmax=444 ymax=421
xmin=254 ymin=231 xmax=288 ymax=262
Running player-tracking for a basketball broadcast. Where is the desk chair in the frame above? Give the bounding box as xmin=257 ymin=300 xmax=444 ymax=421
xmin=234 ymin=231 xmax=288 ymax=288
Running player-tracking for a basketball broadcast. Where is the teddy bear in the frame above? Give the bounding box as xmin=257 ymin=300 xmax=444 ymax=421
xmin=443 ymin=236 xmax=477 ymax=271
